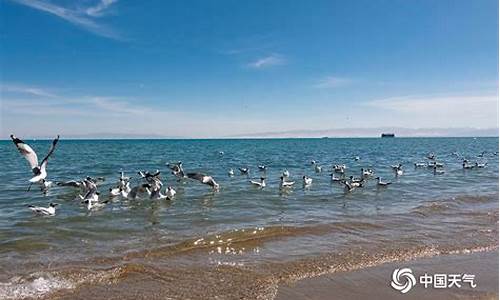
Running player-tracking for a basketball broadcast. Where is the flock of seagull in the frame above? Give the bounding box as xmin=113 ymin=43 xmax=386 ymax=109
xmin=10 ymin=134 xmax=492 ymax=217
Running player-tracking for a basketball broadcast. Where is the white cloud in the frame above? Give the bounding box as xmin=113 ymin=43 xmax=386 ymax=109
xmin=85 ymin=0 xmax=117 ymax=17
xmin=8 ymin=0 xmax=120 ymax=39
xmin=0 ymin=83 xmax=56 ymax=97
xmin=313 ymin=76 xmax=352 ymax=88
xmin=247 ymin=54 xmax=285 ymax=69
xmin=365 ymin=94 xmax=499 ymax=128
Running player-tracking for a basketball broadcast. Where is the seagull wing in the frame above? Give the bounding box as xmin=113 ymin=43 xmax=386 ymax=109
xmin=11 ymin=135 xmax=39 ymax=170
xmin=187 ymin=173 xmax=205 ymax=182
xmin=40 ymin=135 xmax=60 ymax=170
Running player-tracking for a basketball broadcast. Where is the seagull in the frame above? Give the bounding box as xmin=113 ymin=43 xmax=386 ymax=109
xmin=303 ymin=175 xmax=313 ymax=186
xmin=11 ymin=134 xmax=60 ymax=191
xmin=110 ymin=172 xmax=131 ymax=197
xmin=228 ymin=168 xmax=235 ymax=176
xmin=341 ymin=180 xmax=357 ymax=192
xmin=414 ymin=162 xmax=426 ymax=168
xmin=354 ymin=156 xmax=360 ymax=161
xmin=127 ymin=183 xmax=153 ymax=200
xmin=311 ymin=160 xmax=317 ymax=165
xmin=475 ymin=162 xmax=487 ymax=168
xmin=138 ymin=170 xmax=163 ymax=197
xmin=219 ymin=151 xmax=224 ymax=156
xmin=330 ymin=173 xmax=342 ymax=182
xmin=279 ymin=176 xmax=294 ymax=188
xmin=427 ymin=161 xmax=444 ymax=168
xmin=427 ymin=153 xmax=436 ymax=160
xmin=391 ymin=164 xmax=403 ymax=176
xmin=361 ymin=168 xmax=373 ymax=177
xmin=167 ymin=162 xmax=185 ymax=178
xmin=462 ymin=160 xmax=474 ymax=169
xmin=314 ymin=165 xmax=322 ymax=173
xmin=239 ymin=167 xmax=250 ymax=175
xmin=187 ymin=173 xmax=220 ymax=190
xmin=375 ymin=177 xmax=391 ymax=186
xmin=250 ymin=177 xmax=266 ymax=188
xmin=349 ymin=175 xmax=363 ymax=184
xmin=165 ymin=186 xmax=176 ymax=199
xmin=83 ymin=198 xmax=109 ymax=210
xmin=258 ymin=165 xmax=267 ymax=171
xmin=27 ymin=203 xmax=58 ymax=216
xmin=282 ymin=169 xmax=290 ymax=177
xmin=333 ymin=164 xmax=347 ymax=174
xmin=433 ymin=166 xmax=445 ymax=175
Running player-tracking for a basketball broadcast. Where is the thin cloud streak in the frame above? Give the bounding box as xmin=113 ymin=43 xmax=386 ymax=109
xmin=8 ymin=0 xmax=121 ymax=39
xmin=0 ymin=83 xmax=56 ymax=97
xmin=313 ymin=76 xmax=352 ymax=88
xmin=247 ymin=54 xmax=286 ymax=69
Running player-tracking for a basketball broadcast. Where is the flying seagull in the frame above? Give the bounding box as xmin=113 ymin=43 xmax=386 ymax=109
xmin=187 ymin=173 xmax=220 ymax=190
xmin=11 ymin=134 xmax=60 ymax=191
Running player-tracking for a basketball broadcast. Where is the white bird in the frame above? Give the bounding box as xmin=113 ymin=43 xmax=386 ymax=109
xmin=239 ymin=167 xmax=250 ymax=175
xmin=110 ymin=172 xmax=131 ymax=197
xmin=302 ymin=176 xmax=313 ymax=186
xmin=250 ymin=177 xmax=266 ymax=188
xmin=127 ymin=183 xmax=152 ymax=200
xmin=187 ymin=173 xmax=220 ymax=190
xmin=228 ymin=168 xmax=235 ymax=176
xmin=282 ymin=169 xmax=290 ymax=177
xmin=165 ymin=186 xmax=176 ymax=199
xmin=361 ymin=168 xmax=373 ymax=177
xmin=375 ymin=177 xmax=391 ymax=186
xmin=330 ymin=173 xmax=342 ymax=182
xmin=342 ymin=180 xmax=357 ymax=192
xmin=311 ymin=160 xmax=317 ymax=165
xmin=314 ymin=165 xmax=322 ymax=173
xmin=475 ymin=162 xmax=487 ymax=168
xmin=279 ymin=176 xmax=294 ymax=188
xmin=167 ymin=162 xmax=185 ymax=178
xmin=354 ymin=156 xmax=360 ymax=161
xmin=462 ymin=160 xmax=474 ymax=169
xmin=414 ymin=162 xmax=426 ymax=168
xmin=333 ymin=164 xmax=347 ymax=174
xmin=433 ymin=166 xmax=445 ymax=175
xmin=11 ymin=134 xmax=60 ymax=191
xmin=28 ymin=203 xmax=58 ymax=216
xmin=83 ymin=198 xmax=109 ymax=210
xmin=427 ymin=153 xmax=436 ymax=160
xmin=395 ymin=169 xmax=403 ymax=176
xmin=258 ymin=165 xmax=267 ymax=171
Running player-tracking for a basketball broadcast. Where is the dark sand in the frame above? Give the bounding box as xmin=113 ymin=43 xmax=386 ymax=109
xmin=276 ymin=251 xmax=498 ymax=300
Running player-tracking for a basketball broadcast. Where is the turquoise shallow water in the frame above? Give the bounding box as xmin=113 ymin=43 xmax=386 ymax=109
xmin=0 ymin=137 xmax=498 ymax=299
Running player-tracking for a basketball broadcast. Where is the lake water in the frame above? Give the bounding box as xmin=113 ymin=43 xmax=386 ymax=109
xmin=0 ymin=137 xmax=498 ymax=299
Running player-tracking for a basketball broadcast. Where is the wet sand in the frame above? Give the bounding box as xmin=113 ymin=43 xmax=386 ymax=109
xmin=276 ymin=250 xmax=498 ymax=300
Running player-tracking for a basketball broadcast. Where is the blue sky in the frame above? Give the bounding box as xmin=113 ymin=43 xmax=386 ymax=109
xmin=0 ymin=0 xmax=498 ymax=138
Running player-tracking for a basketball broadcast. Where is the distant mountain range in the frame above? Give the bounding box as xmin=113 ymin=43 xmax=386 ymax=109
xmin=229 ymin=127 xmax=499 ymax=138
xmin=1 ymin=127 xmax=497 ymax=140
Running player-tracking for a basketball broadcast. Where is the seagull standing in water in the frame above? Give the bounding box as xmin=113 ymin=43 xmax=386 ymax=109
xmin=228 ymin=168 xmax=235 ymax=176
xmin=282 ymin=169 xmax=290 ymax=177
xmin=279 ymin=176 xmax=294 ymax=188
xmin=239 ymin=167 xmax=250 ymax=175
xmin=27 ymin=203 xmax=58 ymax=216
xmin=11 ymin=134 xmax=60 ymax=191
xmin=303 ymin=175 xmax=313 ymax=186
xmin=375 ymin=177 xmax=391 ymax=186
xmin=187 ymin=173 xmax=220 ymax=190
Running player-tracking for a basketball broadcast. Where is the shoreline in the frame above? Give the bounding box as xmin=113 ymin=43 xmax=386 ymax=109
xmin=275 ymin=250 xmax=499 ymax=300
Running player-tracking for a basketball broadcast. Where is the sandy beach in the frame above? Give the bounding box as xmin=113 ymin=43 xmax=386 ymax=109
xmin=276 ymin=250 xmax=498 ymax=300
